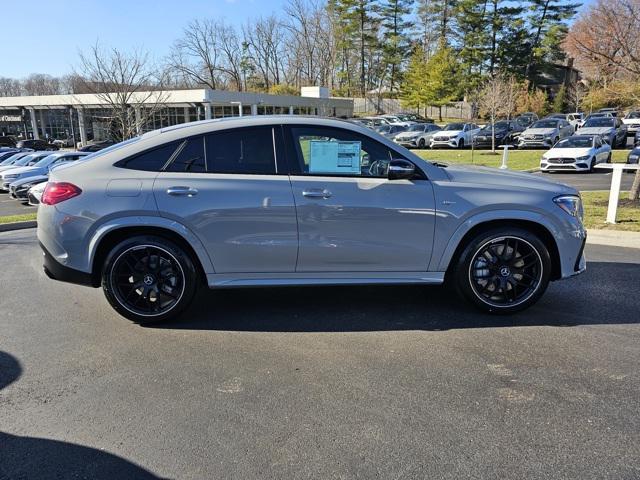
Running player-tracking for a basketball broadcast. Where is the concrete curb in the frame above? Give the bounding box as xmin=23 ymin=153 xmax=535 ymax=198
xmin=587 ymin=229 xmax=640 ymax=249
xmin=0 ymin=221 xmax=37 ymax=233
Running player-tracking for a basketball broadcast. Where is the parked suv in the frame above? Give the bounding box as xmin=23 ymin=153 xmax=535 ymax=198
xmin=431 ymin=122 xmax=480 ymax=149
xmin=16 ymin=139 xmax=59 ymax=151
xmin=38 ymin=117 xmax=586 ymax=323
xmin=518 ymin=118 xmax=573 ymax=148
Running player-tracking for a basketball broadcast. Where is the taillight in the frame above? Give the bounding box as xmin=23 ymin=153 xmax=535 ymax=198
xmin=41 ymin=182 xmax=82 ymax=205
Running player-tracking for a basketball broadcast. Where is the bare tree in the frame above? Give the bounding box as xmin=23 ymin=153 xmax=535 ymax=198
xmin=0 ymin=77 xmax=22 ymax=97
xmin=74 ymin=43 xmax=168 ymax=141
xmin=22 ymin=73 xmax=61 ymax=95
xmin=479 ymin=73 xmax=511 ymax=153
xmin=243 ymin=16 xmax=287 ymax=91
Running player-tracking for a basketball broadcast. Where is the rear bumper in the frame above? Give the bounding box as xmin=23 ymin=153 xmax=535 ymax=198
xmin=40 ymin=240 xmax=96 ymax=287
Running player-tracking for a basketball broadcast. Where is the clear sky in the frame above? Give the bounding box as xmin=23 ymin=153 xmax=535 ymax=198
xmin=2 ymin=0 xmax=286 ymax=78
xmin=3 ymin=0 xmax=594 ymax=79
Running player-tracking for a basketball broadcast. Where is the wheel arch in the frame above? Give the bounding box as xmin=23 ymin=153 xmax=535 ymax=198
xmin=88 ymin=219 xmax=213 ymax=287
xmin=439 ymin=218 xmax=562 ymax=282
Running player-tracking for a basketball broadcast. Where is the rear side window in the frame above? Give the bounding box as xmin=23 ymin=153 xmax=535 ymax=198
xmin=205 ymin=127 xmax=276 ymax=175
xmin=116 ymin=142 xmax=179 ymax=172
xmin=166 ymin=137 xmax=205 ymax=173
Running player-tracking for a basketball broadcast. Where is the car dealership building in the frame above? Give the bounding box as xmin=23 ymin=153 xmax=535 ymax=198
xmin=0 ymin=87 xmax=353 ymax=146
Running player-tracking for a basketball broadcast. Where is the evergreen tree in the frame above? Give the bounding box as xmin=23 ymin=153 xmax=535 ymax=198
xmin=400 ymin=47 xmax=430 ymax=114
xmin=453 ymin=0 xmax=489 ymax=95
xmin=379 ymin=0 xmax=413 ymax=93
xmin=523 ymin=0 xmax=581 ymax=83
xmin=425 ymin=43 xmax=461 ymax=120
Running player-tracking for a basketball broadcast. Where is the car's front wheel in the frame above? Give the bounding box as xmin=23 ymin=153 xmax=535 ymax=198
xmin=101 ymin=235 xmax=198 ymax=324
xmin=452 ymin=228 xmax=551 ymax=314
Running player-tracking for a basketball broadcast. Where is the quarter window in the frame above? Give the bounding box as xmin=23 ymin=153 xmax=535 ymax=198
xmin=205 ymin=127 xmax=276 ymax=174
xmin=117 ymin=142 xmax=179 ymax=172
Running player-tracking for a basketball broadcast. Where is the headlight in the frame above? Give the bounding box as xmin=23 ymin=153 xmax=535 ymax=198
xmin=576 ymin=155 xmax=590 ymax=161
xmin=629 ymin=154 xmax=639 ymax=161
xmin=3 ymin=174 xmax=18 ymax=180
xmin=554 ymin=195 xmax=583 ymax=221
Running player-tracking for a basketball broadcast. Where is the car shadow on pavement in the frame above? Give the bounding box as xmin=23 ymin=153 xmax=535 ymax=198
xmin=0 ymin=351 xmax=168 ymax=480
xmin=154 ymin=261 xmax=640 ymax=332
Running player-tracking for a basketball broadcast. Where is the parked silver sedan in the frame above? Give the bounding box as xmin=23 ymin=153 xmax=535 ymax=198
xmin=38 ymin=116 xmax=586 ymax=323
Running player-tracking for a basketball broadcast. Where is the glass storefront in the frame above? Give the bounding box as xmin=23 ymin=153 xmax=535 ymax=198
xmin=0 ymin=101 xmax=337 ymax=143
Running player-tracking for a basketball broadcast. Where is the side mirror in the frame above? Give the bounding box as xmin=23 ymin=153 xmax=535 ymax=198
xmin=388 ymin=159 xmax=416 ymax=180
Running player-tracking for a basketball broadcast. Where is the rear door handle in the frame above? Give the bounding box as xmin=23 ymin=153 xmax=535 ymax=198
xmin=167 ymin=186 xmax=198 ymax=197
xmin=302 ymin=188 xmax=332 ymax=199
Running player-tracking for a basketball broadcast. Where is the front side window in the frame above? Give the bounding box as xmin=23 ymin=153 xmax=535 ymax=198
xmin=205 ymin=127 xmax=276 ymax=175
xmin=288 ymin=126 xmax=407 ymax=178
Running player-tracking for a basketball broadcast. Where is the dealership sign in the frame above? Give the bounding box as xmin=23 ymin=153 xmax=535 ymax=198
xmin=0 ymin=115 xmax=22 ymax=122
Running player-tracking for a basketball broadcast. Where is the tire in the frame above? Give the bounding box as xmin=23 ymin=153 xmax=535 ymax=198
xmin=101 ymin=235 xmax=198 ymax=324
xmin=418 ymin=138 xmax=426 ymax=148
xmin=451 ymin=227 xmax=551 ymax=314
xmin=606 ymin=152 xmax=612 ymax=163
xmin=458 ymin=138 xmax=465 ymax=149
xmin=589 ymin=157 xmax=595 ymax=173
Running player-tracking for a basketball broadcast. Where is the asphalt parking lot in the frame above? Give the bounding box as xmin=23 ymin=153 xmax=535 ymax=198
xmin=1 ymin=228 xmax=639 ymax=479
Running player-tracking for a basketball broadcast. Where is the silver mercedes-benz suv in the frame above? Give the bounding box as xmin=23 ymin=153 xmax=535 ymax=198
xmin=37 ymin=116 xmax=586 ymax=323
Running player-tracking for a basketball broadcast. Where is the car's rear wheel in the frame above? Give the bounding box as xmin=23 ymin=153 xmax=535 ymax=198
xmin=452 ymin=228 xmax=551 ymax=314
xmin=101 ymin=235 xmax=198 ymax=324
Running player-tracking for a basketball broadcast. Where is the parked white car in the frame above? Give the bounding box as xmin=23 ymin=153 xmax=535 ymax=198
xmin=540 ymin=135 xmax=611 ymax=172
xmin=622 ymin=111 xmax=640 ymax=137
xmin=518 ymin=118 xmax=574 ymax=148
xmin=566 ymin=113 xmax=584 ymax=130
xmin=430 ymin=122 xmax=480 ymax=149
xmin=27 ymin=180 xmax=47 ymax=205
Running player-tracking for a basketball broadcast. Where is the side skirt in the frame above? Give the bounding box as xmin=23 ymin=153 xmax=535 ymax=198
xmin=207 ymin=271 xmax=445 ymax=288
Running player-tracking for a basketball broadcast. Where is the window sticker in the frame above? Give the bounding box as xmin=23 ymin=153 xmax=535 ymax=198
xmin=308 ymin=140 xmax=361 ymax=174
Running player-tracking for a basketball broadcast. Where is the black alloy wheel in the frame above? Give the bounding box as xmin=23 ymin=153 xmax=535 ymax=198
xmin=452 ymin=228 xmax=551 ymax=314
xmin=102 ymin=236 xmax=198 ymax=323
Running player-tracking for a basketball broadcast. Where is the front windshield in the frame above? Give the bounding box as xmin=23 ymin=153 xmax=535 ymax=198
xmin=626 ymin=112 xmax=640 ymax=119
xmin=531 ymin=120 xmax=558 ymax=129
xmin=584 ymin=118 xmax=614 ymax=128
xmin=556 ymin=137 xmax=593 ymax=148
xmin=484 ymin=121 xmax=509 ymax=130
xmin=34 ymin=154 xmax=59 ymax=167
xmin=0 ymin=154 xmax=22 ymax=166
xmin=408 ymin=124 xmax=425 ymax=132
xmin=12 ymin=155 xmax=37 ymax=166
xmin=444 ymin=123 xmax=464 ymax=131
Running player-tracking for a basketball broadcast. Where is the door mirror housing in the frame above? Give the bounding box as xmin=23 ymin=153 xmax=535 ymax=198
xmin=388 ymin=159 xmax=416 ymax=180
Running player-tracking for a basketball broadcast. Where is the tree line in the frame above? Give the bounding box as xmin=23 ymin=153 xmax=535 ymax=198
xmin=0 ymin=0 xmax=581 ymax=101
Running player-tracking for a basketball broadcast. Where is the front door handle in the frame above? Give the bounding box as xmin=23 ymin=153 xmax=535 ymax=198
xmin=167 ymin=186 xmax=198 ymax=197
xmin=302 ymin=188 xmax=332 ymax=199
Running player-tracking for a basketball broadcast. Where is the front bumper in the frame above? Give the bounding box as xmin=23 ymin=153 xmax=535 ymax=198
xmin=394 ymin=138 xmax=419 ymax=148
xmin=431 ymin=139 xmax=458 ymax=148
xmin=519 ymin=138 xmax=553 ymax=148
xmin=540 ymin=159 xmax=591 ymax=171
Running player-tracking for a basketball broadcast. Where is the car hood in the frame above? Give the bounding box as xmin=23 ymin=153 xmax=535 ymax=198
xmin=522 ymin=128 xmax=556 ymax=135
xmin=578 ymin=127 xmax=614 ymax=135
xmin=622 ymin=118 xmax=640 ymax=124
xmin=10 ymin=174 xmax=48 ymax=187
xmin=441 ymin=164 xmax=575 ymax=195
xmin=544 ymin=147 xmax=592 ymax=158
xmin=396 ymin=131 xmax=421 ymax=139
xmin=1 ymin=166 xmax=42 ymax=177
xmin=478 ymin=129 xmax=508 ymax=136
xmin=436 ymin=130 xmax=462 ymax=137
